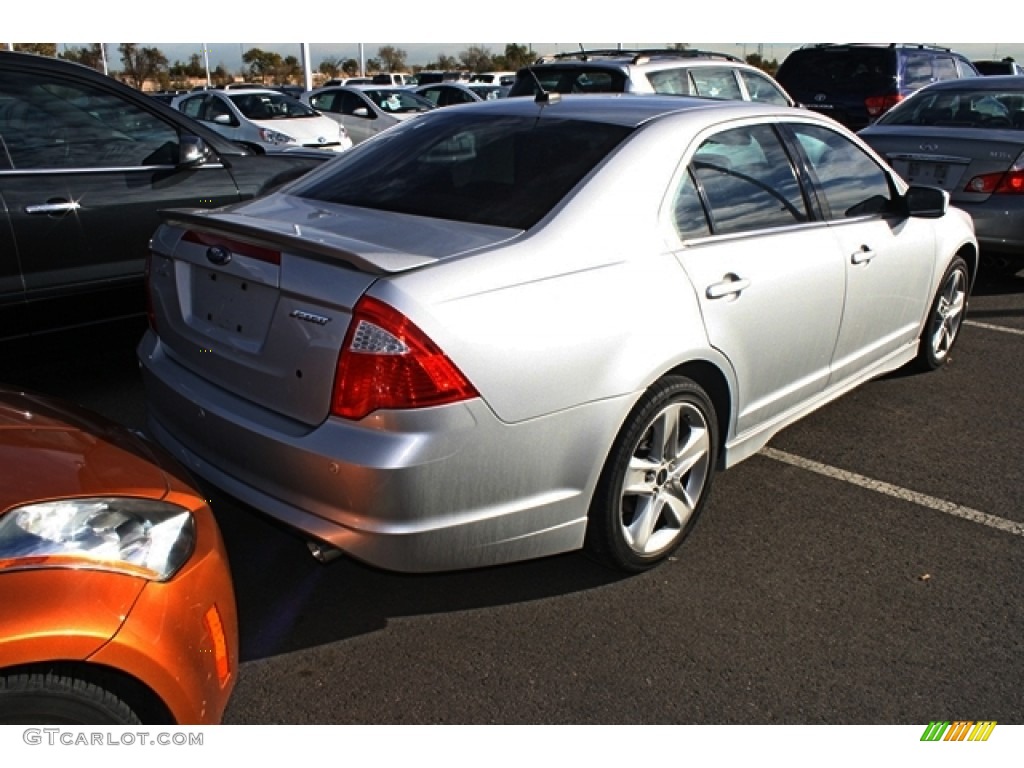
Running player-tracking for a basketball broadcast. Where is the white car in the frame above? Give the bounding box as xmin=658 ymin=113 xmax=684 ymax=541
xmin=172 ymin=89 xmax=352 ymax=153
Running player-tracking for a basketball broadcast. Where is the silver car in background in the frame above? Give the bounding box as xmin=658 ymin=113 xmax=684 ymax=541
xmin=139 ymin=95 xmax=977 ymax=574
xmin=301 ymin=85 xmax=434 ymax=144
xmin=859 ymin=75 xmax=1024 ymax=275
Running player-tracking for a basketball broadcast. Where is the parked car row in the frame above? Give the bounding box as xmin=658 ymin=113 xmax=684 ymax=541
xmin=1 ymin=42 xmax=1019 ymax=726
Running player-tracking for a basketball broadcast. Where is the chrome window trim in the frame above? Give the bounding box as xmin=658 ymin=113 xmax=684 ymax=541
xmin=0 ymin=163 xmax=226 ymax=175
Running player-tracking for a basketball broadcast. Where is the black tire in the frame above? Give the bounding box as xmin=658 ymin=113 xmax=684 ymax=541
xmin=0 ymin=673 xmax=142 ymax=725
xmin=586 ymin=376 xmax=718 ymax=572
xmin=916 ymin=256 xmax=969 ymax=371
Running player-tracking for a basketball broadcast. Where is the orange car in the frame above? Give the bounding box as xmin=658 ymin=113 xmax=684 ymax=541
xmin=0 ymin=387 xmax=238 ymax=724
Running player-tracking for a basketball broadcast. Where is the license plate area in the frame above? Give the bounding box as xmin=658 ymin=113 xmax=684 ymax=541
xmin=191 ymin=266 xmax=276 ymax=343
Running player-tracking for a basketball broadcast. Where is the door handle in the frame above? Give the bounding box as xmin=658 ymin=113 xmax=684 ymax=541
xmin=851 ymin=246 xmax=875 ymax=264
xmin=25 ymin=200 xmax=80 ymax=215
xmin=706 ymin=275 xmax=751 ymax=299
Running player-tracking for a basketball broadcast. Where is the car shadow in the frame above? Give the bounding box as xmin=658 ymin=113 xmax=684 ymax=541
xmin=204 ymin=484 xmax=628 ymax=663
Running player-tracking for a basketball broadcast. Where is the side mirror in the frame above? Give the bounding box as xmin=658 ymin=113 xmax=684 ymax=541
xmin=178 ymin=134 xmax=213 ymax=167
xmin=352 ymin=107 xmax=372 ymax=119
xmin=213 ymin=114 xmax=234 ymax=126
xmin=904 ymin=185 xmax=949 ymax=218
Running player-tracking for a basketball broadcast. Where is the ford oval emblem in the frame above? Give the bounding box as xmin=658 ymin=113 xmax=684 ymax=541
xmin=207 ymin=245 xmax=232 ymax=266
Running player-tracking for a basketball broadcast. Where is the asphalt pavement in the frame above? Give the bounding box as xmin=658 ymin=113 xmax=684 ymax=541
xmin=2 ymin=266 xmax=1021 ymax=725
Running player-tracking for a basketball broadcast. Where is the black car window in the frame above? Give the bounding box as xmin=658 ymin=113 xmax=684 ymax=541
xmin=689 ymin=124 xmax=807 ymax=235
xmin=790 ymin=123 xmax=894 ymax=219
xmin=509 ymin=67 xmax=628 ymax=96
xmin=0 ymin=70 xmax=180 ymax=170
xmin=296 ymin=112 xmax=632 ymax=230
xmin=779 ymin=48 xmax=892 ymax=90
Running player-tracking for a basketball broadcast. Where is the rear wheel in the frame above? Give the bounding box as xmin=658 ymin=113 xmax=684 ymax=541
xmin=917 ymin=256 xmax=969 ymax=371
xmin=586 ymin=376 xmax=718 ymax=572
xmin=0 ymin=673 xmax=142 ymax=724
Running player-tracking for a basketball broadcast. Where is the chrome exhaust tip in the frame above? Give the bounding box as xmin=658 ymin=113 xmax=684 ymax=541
xmin=307 ymin=540 xmax=343 ymax=564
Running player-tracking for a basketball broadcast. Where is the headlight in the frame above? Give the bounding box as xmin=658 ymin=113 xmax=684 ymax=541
xmin=258 ymin=127 xmax=296 ymax=146
xmin=0 ymin=498 xmax=195 ymax=582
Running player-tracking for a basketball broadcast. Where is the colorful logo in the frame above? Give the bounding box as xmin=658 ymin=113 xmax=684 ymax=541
xmin=921 ymin=721 xmax=997 ymax=741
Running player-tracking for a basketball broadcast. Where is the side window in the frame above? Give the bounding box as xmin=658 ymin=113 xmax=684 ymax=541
xmin=690 ymin=68 xmax=744 ymax=101
xmin=0 ymin=70 xmax=180 ymax=170
xmin=689 ymin=124 xmax=807 ymax=235
xmin=791 ymin=123 xmax=894 ymax=219
xmin=309 ymin=92 xmax=336 ymax=111
xmin=178 ymin=95 xmax=206 ymax=120
xmin=341 ymin=91 xmax=369 ymax=116
xmin=671 ymin=168 xmax=712 ymax=239
xmin=647 ymin=68 xmax=694 ymax=96
xmin=932 ymin=56 xmax=958 ymax=82
xmin=902 ymin=54 xmax=935 ymax=89
xmin=739 ymin=70 xmax=791 ymax=105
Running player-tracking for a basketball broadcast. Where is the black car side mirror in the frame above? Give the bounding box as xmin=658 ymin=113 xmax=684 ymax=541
xmin=904 ymin=185 xmax=949 ymax=218
xmin=179 ymin=135 xmax=212 ymax=168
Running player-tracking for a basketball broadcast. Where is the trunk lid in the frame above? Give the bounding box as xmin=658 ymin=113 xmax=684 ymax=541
xmin=149 ymin=195 xmax=519 ymax=426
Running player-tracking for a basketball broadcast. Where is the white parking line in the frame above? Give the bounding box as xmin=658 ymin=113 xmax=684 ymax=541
xmin=761 ymin=447 xmax=1024 ymax=538
xmin=966 ymin=319 xmax=1024 ymax=337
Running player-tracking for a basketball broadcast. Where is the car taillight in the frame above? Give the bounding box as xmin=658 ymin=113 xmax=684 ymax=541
xmin=964 ymin=152 xmax=1024 ymax=194
xmin=865 ymin=93 xmax=903 ymax=118
xmin=331 ymin=296 xmax=479 ymax=420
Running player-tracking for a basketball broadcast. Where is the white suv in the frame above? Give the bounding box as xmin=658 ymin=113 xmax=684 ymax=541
xmin=508 ymin=48 xmax=794 ymax=106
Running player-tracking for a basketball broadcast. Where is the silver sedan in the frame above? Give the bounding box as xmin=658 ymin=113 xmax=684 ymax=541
xmin=859 ymin=76 xmax=1024 ymax=275
xmin=138 ymin=95 xmax=977 ymax=574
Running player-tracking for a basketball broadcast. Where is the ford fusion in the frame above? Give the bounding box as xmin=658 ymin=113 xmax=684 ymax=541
xmin=139 ymin=95 xmax=977 ymax=574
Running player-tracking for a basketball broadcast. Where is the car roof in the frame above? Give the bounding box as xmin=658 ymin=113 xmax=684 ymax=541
xmin=424 ymin=92 xmax=793 ymax=128
xmin=913 ymin=75 xmax=1024 ymax=91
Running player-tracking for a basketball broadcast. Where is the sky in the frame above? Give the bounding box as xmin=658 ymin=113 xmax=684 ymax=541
xmin=9 ymin=0 xmax=1023 ymax=70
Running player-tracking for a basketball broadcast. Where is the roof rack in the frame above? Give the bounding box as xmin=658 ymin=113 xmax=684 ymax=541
xmin=534 ymin=48 xmax=742 ymax=65
xmin=798 ymin=43 xmax=952 ymax=53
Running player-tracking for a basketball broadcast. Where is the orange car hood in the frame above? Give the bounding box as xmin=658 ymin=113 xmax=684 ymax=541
xmin=0 ymin=389 xmax=169 ymax=511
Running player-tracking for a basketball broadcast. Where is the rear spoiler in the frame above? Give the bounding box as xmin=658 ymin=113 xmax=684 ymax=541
xmin=158 ymin=207 xmax=438 ymax=275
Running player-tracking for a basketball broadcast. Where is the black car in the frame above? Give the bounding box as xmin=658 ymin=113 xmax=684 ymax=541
xmin=0 ymin=52 xmax=333 ymax=340
xmin=776 ymin=44 xmax=980 ymax=130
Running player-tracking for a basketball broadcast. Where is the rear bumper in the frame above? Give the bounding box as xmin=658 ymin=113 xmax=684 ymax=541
xmin=138 ymin=330 xmax=624 ymax=573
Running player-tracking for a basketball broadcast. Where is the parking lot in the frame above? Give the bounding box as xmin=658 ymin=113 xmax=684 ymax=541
xmin=1 ymin=264 xmax=1020 ymax=724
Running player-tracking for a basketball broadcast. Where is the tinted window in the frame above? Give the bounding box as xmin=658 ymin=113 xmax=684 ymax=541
xmin=509 ymin=67 xmax=628 ymax=96
xmin=778 ymin=48 xmax=893 ymax=90
xmin=0 ymin=70 xmax=180 ymax=170
xmin=690 ymin=124 xmax=807 ymax=235
xmin=296 ymin=112 xmax=632 ymax=230
xmin=878 ymin=87 xmax=1024 ymax=128
xmin=791 ymin=123 xmax=893 ymax=219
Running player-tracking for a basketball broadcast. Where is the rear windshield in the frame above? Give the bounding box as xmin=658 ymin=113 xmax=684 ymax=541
xmin=778 ymin=48 xmax=894 ymax=90
xmin=878 ymin=87 xmax=1024 ymax=128
xmin=294 ymin=111 xmax=633 ymax=230
xmin=508 ymin=67 xmax=628 ymax=97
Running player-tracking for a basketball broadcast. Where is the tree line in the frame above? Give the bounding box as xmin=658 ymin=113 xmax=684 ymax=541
xmin=10 ymin=43 xmax=785 ymax=89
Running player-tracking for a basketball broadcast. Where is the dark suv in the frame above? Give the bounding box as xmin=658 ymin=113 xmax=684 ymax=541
xmin=775 ymin=44 xmax=980 ymax=130
xmin=0 ymin=51 xmax=332 ymax=340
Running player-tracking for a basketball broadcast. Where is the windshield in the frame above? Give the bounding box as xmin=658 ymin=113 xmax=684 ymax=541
xmin=358 ymin=88 xmax=434 ymax=113
xmin=779 ymin=48 xmax=894 ymax=90
xmin=878 ymin=87 xmax=1024 ymax=128
xmin=229 ymin=91 xmax=318 ymax=119
xmin=508 ymin=67 xmax=628 ymax=97
xmin=294 ymin=111 xmax=633 ymax=229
